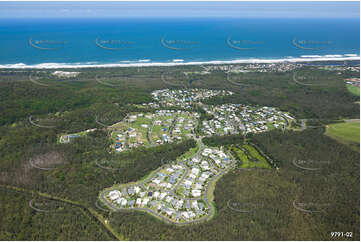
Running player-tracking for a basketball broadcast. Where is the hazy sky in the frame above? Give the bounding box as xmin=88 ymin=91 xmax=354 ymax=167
xmin=0 ymin=1 xmax=359 ymax=19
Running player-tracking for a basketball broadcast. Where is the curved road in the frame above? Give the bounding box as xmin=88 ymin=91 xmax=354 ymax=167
xmin=99 ymin=137 xmax=236 ymax=225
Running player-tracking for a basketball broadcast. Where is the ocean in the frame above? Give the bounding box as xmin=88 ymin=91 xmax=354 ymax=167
xmin=0 ymin=17 xmax=359 ymax=68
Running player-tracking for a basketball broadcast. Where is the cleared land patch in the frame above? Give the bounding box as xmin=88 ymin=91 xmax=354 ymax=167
xmin=230 ymin=144 xmax=271 ymax=169
xmin=325 ymin=122 xmax=360 ymax=149
xmin=347 ymin=85 xmax=360 ymax=96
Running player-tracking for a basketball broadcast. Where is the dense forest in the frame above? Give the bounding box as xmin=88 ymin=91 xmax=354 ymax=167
xmin=0 ymin=188 xmax=112 ymax=240
xmin=108 ymin=128 xmax=359 ymax=240
xmin=0 ymin=64 xmax=359 ymax=240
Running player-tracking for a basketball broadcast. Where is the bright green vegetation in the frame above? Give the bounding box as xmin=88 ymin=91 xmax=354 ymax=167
xmin=230 ymin=144 xmax=271 ymax=168
xmin=347 ymin=85 xmax=360 ymax=96
xmin=325 ymin=122 xmax=360 ymax=150
xmin=0 ymin=188 xmax=111 ymax=240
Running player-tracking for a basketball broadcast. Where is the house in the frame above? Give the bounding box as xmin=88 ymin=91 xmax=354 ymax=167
xmin=142 ymin=198 xmax=149 ymax=206
xmin=181 ymin=211 xmax=190 ymax=220
xmin=192 ymin=189 xmax=201 ymax=197
xmin=159 ymin=192 xmax=168 ymax=200
xmin=128 ymin=200 xmax=135 ymax=207
xmin=192 ymin=200 xmax=199 ymax=210
xmin=134 ymin=186 xmax=141 ymax=194
xmin=128 ymin=187 xmax=135 ymax=195
xmin=153 ymin=191 xmax=160 ymax=198
xmin=191 ymin=168 xmax=200 ymax=176
xmin=165 ymin=196 xmax=173 ymax=203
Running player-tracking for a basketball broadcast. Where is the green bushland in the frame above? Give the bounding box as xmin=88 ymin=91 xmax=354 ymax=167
xmin=0 ymin=188 xmax=111 ymax=240
xmin=0 ymin=124 xmax=196 ymax=208
xmin=203 ymin=67 xmax=359 ymax=120
xmin=108 ymin=128 xmax=359 ymax=240
xmin=203 ymin=134 xmax=244 ymax=146
xmin=0 ymin=65 xmax=359 ymax=240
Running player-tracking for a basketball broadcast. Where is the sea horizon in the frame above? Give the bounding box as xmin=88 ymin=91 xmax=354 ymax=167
xmin=0 ymin=17 xmax=359 ymax=68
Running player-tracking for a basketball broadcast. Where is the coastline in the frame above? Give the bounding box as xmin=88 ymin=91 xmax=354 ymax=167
xmin=0 ymin=55 xmax=359 ymax=69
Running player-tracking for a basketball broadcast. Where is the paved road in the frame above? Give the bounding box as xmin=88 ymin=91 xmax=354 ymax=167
xmin=99 ymin=136 xmax=237 ymax=225
xmin=148 ymin=119 xmax=155 ymax=146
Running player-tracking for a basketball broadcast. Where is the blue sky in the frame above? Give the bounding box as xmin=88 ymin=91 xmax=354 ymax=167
xmin=0 ymin=1 xmax=359 ymax=19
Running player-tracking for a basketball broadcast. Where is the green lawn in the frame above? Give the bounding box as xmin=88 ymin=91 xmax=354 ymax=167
xmin=347 ymin=85 xmax=360 ymax=96
xmin=231 ymin=145 xmax=270 ymax=169
xmin=325 ymin=122 xmax=360 ymax=145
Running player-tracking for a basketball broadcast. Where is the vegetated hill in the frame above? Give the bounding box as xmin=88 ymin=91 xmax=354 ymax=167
xmin=108 ymin=128 xmax=359 ymax=240
xmin=0 ymin=188 xmax=111 ymax=240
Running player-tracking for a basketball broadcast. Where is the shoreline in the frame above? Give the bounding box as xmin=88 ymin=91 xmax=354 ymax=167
xmin=0 ymin=55 xmax=359 ymax=69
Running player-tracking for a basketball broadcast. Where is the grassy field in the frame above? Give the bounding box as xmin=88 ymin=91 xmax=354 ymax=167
xmin=347 ymin=85 xmax=360 ymax=96
xmin=230 ymin=145 xmax=271 ymax=169
xmin=325 ymin=122 xmax=360 ymax=151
